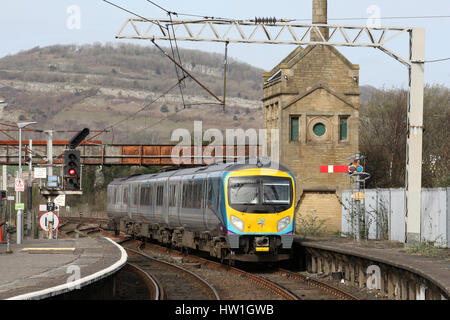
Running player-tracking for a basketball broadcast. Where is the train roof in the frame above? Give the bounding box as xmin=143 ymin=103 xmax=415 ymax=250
xmin=109 ymin=158 xmax=291 ymax=184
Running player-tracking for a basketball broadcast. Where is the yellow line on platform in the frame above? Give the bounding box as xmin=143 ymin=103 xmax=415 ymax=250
xmin=21 ymin=248 xmax=76 ymax=251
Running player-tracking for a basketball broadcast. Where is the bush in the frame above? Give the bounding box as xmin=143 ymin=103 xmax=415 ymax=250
xmin=295 ymin=212 xmax=327 ymax=238
xmin=160 ymin=105 xmax=169 ymax=112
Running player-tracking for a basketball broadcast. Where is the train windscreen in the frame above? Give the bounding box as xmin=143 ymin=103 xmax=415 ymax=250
xmin=228 ymin=176 xmax=292 ymax=213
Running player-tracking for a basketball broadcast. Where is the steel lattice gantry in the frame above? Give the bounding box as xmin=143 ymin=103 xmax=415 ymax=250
xmin=116 ymin=18 xmax=425 ymax=243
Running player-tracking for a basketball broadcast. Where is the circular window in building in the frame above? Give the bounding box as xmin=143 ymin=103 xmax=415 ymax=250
xmin=313 ymin=123 xmax=326 ymax=137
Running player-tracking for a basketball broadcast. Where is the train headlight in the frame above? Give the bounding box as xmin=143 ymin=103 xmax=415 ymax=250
xmin=277 ymin=216 xmax=291 ymax=232
xmin=230 ymin=215 xmax=244 ymax=232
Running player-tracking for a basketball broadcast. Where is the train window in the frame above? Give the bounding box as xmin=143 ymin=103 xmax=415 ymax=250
xmin=117 ymin=188 xmax=120 ymax=204
xmin=123 ymin=187 xmax=128 ymax=205
xmin=192 ymin=180 xmax=202 ymax=208
xmin=263 ymin=178 xmax=290 ymax=204
xmin=140 ymin=186 xmax=146 ymax=206
xmin=132 ymin=185 xmax=138 ymax=205
xmin=148 ymin=185 xmax=153 ymax=206
xmin=182 ymin=182 xmax=191 ymax=208
xmin=141 ymin=186 xmax=145 ymax=206
xmin=139 ymin=185 xmax=152 ymax=206
xmin=168 ymin=184 xmax=176 ymax=207
xmin=156 ymin=185 xmax=164 ymax=206
xmin=228 ymin=177 xmax=259 ymax=205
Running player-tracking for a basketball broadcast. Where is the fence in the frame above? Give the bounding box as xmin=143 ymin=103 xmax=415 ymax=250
xmin=341 ymin=188 xmax=449 ymax=248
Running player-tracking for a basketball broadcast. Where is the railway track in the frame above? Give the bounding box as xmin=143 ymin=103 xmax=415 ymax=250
xmin=138 ymin=242 xmax=296 ymax=300
xmin=123 ymin=240 xmax=220 ymax=300
xmin=125 ymin=262 xmax=161 ymax=300
xmin=59 ymin=217 xmax=359 ymax=300
xmin=252 ymin=268 xmax=358 ymax=300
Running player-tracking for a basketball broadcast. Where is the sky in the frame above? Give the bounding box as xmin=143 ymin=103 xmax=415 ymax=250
xmin=0 ymin=0 xmax=449 ymax=88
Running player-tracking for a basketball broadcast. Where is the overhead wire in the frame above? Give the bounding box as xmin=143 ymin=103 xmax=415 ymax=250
xmin=142 ymin=1 xmax=188 ymax=107
xmin=102 ymin=0 xmax=168 ymax=29
xmin=91 ymin=76 xmax=187 ymax=139
xmin=144 ymin=0 xmax=233 ymax=21
xmin=424 ymin=57 xmax=450 ymax=63
xmin=290 ymin=15 xmax=450 ymax=22
xmin=167 ymin=12 xmax=187 ymax=108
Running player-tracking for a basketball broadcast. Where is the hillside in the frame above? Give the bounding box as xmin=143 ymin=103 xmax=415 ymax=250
xmin=0 ymin=43 xmax=377 ymax=144
xmin=0 ymin=43 xmax=264 ymax=144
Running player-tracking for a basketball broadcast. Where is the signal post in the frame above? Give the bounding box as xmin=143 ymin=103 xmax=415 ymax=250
xmin=39 ymin=128 xmax=88 ymax=239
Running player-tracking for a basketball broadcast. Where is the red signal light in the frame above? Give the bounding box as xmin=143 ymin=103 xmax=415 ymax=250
xmin=69 ymin=168 xmax=76 ymax=176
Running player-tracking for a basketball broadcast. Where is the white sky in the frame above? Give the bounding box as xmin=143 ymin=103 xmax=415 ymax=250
xmin=0 ymin=0 xmax=449 ymax=87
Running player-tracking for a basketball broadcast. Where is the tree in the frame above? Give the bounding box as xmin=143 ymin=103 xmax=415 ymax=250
xmin=160 ymin=104 xmax=169 ymax=113
xmin=421 ymin=85 xmax=450 ymax=187
xmin=360 ymin=88 xmax=407 ymax=188
xmin=360 ymin=85 xmax=449 ymax=188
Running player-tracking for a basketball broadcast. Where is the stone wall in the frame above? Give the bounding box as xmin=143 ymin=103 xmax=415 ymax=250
xmin=262 ymin=45 xmax=360 ymax=233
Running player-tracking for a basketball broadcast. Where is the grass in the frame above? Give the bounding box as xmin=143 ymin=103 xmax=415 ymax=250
xmin=403 ymin=241 xmax=450 ymax=259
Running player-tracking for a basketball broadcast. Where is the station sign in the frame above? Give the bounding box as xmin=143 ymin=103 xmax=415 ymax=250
xmin=351 ymin=192 xmax=365 ymax=200
xmin=15 ymin=203 xmax=25 ymax=210
xmin=39 ymin=212 xmax=60 ymax=232
xmin=15 ymin=178 xmax=24 ymax=192
xmin=34 ymin=167 xmax=47 ymax=179
xmin=39 ymin=204 xmax=59 ymax=212
xmin=54 ymin=195 xmax=66 ymax=207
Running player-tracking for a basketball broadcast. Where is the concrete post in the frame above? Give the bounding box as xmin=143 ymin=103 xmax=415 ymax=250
xmin=26 ymin=139 xmax=32 ymax=237
xmin=405 ymin=28 xmax=425 ymax=244
xmin=2 ymin=165 xmax=6 ymax=190
xmin=45 ymin=130 xmax=53 ymax=177
xmin=17 ymin=128 xmax=23 ymax=244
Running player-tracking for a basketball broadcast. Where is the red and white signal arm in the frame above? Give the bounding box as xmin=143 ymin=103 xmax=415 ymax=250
xmin=39 ymin=212 xmax=60 ymax=232
xmin=320 ymin=165 xmax=349 ymax=173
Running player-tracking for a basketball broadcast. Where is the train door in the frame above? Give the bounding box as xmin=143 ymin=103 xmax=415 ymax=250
xmin=204 ymin=174 xmax=221 ymax=231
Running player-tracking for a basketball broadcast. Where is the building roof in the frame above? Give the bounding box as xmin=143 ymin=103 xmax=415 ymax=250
xmin=264 ymin=45 xmax=359 ymax=83
xmin=283 ymin=83 xmax=357 ymax=110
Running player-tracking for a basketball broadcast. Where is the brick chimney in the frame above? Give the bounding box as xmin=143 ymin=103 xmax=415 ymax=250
xmin=311 ymin=0 xmax=328 ymax=41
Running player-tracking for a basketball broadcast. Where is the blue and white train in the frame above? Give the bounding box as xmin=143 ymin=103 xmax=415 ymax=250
xmin=107 ymin=158 xmax=296 ymax=262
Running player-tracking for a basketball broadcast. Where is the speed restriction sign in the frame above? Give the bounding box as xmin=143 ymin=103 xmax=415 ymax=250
xmin=39 ymin=212 xmax=60 ymax=232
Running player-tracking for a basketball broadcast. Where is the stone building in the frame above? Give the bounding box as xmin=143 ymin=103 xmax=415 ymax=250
xmin=262 ymin=0 xmax=359 ymax=233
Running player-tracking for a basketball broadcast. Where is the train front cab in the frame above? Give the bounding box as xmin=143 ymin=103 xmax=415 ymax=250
xmin=223 ymin=168 xmax=295 ymax=262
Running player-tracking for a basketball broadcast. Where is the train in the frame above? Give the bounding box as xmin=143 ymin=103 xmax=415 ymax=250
xmin=106 ymin=158 xmax=296 ymax=262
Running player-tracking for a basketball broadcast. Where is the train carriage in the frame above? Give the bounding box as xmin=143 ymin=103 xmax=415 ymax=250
xmin=107 ymin=158 xmax=296 ymax=262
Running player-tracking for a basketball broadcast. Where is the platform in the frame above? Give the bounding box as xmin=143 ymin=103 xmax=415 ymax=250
xmin=0 ymin=237 xmax=127 ymax=300
xmin=294 ymin=237 xmax=450 ymax=298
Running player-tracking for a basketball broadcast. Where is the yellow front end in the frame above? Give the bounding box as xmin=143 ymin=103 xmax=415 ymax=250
xmin=224 ymin=168 xmax=295 ymax=235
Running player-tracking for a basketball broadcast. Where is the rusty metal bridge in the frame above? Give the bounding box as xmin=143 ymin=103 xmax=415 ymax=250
xmin=0 ymin=140 xmax=262 ymax=166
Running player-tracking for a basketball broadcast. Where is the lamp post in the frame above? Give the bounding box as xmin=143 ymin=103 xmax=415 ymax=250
xmin=16 ymin=121 xmax=36 ymax=244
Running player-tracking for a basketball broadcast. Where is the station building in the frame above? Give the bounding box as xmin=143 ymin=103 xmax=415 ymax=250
xmin=262 ymin=0 xmax=360 ymax=233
